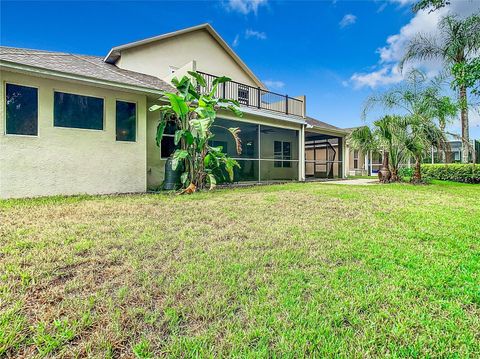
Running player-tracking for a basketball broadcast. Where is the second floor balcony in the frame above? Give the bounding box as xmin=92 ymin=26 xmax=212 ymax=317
xmin=198 ymin=71 xmax=304 ymax=118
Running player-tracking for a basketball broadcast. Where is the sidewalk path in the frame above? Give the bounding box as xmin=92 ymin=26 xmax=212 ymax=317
xmin=319 ymin=178 xmax=378 ymax=185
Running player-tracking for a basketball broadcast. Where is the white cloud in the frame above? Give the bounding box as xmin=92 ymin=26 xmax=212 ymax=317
xmin=350 ymin=65 xmax=404 ymax=89
xmin=470 ymin=108 xmax=480 ymax=127
xmin=245 ymin=29 xmax=267 ymax=40
xmin=389 ymin=0 xmax=415 ymax=6
xmin=339 ymin=14 xmax=357 ymax=28
xmin=232 ymin=34 xmax=240 ymax=47
xmin=232 ymin=29 xmax=267 ymax=48
xmin=263 ymin=80 xmax=285 ymax=89
xmin=223 ymin=0 xmax=268 ymax=15
xmin=377 ymin=3 xmax=388 ymax=13
xmin=350 ymin=1 xmax=480 ymax=89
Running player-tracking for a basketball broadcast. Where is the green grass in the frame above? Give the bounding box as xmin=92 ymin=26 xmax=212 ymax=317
xmin=1 ymin=182 xmax=479 ymax=357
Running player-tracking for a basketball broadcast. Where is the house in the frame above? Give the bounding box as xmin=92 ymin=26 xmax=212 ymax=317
xmin=345 ymin=133 xmax=480 ymax=176
xmin=423 ymin=140 xmax=480 ymax=164
xmin=0 ymin=24 xmax=348 ymax=199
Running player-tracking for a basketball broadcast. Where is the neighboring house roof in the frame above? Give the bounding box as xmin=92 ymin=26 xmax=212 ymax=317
xmin=104 ymin=23 xmax=266 ymax=89
xmin=343 ymin=126 xmax=364 ymax=133
xmin=306 ymin=116 xmax=347 ymax=134
xmin=0 ymin=46 xmax=174 ymax=93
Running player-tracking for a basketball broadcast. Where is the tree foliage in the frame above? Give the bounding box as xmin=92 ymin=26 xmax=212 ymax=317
xmin=412 ymin=0 xmax=449 ymax=13
xmin=354 ymin=70 xmax=451 ymax=183
xmin=400 ymin=12 xmax=480 ymax=163
xmin=348 ymin=116 xmax=408 ymax=182
xmin=150 ymin=71 xmax=243 ymax=193
xmin=451 ymin=58 xmax=480 ymax=97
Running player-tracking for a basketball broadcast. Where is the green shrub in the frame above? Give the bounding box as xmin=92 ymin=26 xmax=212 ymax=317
xmin=421 ymin=164 xmax=480 ymax=183
xmin=399 ymin=167 xmax=413 ymax=179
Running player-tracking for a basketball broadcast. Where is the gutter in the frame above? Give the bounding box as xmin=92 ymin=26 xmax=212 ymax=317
xmin=0 ymin=60 xmax=165 ymax=96
xmin=305 ymin=123 xmax=348 ymax=137
xmin=238 ymin=106 xmax=307 ymax=126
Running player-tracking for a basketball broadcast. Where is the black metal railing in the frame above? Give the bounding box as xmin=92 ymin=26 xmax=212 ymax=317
xmin=197 ymin=71 xmax=304 ymax=117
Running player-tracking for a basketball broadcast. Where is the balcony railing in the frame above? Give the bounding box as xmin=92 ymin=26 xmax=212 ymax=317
xmin=197 ymin=71 xmax=304 ymax=117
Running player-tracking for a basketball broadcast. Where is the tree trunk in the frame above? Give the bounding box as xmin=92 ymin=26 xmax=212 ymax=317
xmin=379 ymin=151 xmax=391 ymax=183
xmin=460 ymin=84 xmax=469 ymax=163
xmin=412 ymin=157 xmax=422 ymax=184
xmin=440 ymin=121 xmax=446 ymax=163
xmin=390 ymin=167 xmax=399 ymax=182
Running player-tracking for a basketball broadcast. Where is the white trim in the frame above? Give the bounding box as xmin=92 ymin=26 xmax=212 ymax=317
xmin=305 ymin=123 xmax=348 ymax=137
xmin=0 ymin=61 xmax=165 ymax=96
xmin=227 ymin=106 xmax=306 ymax=126
xmin=299 ymin=125 xmax=305 ymax=181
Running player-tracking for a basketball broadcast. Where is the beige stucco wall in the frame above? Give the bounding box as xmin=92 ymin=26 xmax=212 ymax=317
xmin=346 ymin=147 xmax=367 ymax=175
xmin=0 ymin=70 xmax=148 ymax=198
xmin=117 ymin=29 xmax=258 ymax=87
xmin=146 ymin=103 xmax=165 ymax=190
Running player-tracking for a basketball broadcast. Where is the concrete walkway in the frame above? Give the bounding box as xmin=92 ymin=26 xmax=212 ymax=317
xmin=319 ymin=178 xmax=378 ymax=185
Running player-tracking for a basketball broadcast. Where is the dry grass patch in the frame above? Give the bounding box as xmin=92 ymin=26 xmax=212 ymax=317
xmin=1 ymin=181 xmax=479 ymax=357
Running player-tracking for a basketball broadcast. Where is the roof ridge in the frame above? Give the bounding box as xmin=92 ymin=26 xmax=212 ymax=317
xmin=0 ymin=45 xmax=103 ymax=59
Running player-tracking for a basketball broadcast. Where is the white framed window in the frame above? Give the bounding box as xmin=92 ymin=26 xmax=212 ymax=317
xmin=353 ymin=150 xmax=359 ymax=169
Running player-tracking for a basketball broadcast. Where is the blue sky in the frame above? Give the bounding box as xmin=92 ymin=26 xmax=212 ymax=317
xmin=2 ymin=0 xmax=479 ymax=138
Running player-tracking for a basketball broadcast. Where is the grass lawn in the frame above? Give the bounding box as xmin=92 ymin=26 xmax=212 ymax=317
xmin=1 ymin=181 xmax=479 ymax=357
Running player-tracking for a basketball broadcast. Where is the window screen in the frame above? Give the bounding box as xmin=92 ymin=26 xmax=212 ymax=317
xmin=274 ymin=141 xmax=292 ymax=168
xmin=161 ymin=120 xmax=178 ymax=158
xmin=5 ymin=83 xmax=38 ymax=136
xmin=116 ymin=101 xmax=136 ymax=142
xmin=54 ymin=91 xmax=103 ymax=130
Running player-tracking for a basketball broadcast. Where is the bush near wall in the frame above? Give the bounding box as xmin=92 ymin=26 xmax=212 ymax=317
xmin=421 ymin=164 xmax=480 ymax=184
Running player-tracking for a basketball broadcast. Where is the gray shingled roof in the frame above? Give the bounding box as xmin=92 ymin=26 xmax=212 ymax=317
xmin=344 ymin=126 xmax=363 ymax=132
xmin=306 ymin=116 xmax=346 ymax=133
xmin=0 ymin=46 xmax=174 ymax=93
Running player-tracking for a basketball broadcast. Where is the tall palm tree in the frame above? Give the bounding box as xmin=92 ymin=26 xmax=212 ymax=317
xmin=423 ymin=84 xmax=457 ymax=162
xmin=400 ymin=12 xmax=480 ymax=163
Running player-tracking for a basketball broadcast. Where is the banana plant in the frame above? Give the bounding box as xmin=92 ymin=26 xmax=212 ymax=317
xmin=149 ymin=71 xmax=243 ymax=193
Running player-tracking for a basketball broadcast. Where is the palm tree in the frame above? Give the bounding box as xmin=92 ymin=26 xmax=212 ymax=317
xmin=403 ymin=116 xmax=449 ymax=183
xmin=422 ymin=83 xmax=457 ymax=162
xmin=348 ymin=116 xmax=408 ymax=183
xmin=361 ymin=70 xmax=454 ymax=181
xmin=400 ymin=12 xmax=480 ymax=163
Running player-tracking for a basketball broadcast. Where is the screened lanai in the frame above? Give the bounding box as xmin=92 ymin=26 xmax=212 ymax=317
xmin=304 ymin=131 xmax=344 ymax=179
xmin=159 ymin=116 xmax=346 ymax=183
xmin=210 ymin=118 xmax=300 ymax=182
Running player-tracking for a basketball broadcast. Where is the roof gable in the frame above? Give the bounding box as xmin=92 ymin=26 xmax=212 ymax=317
xmin=104 ymin=24 xmax=265 ymax=89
